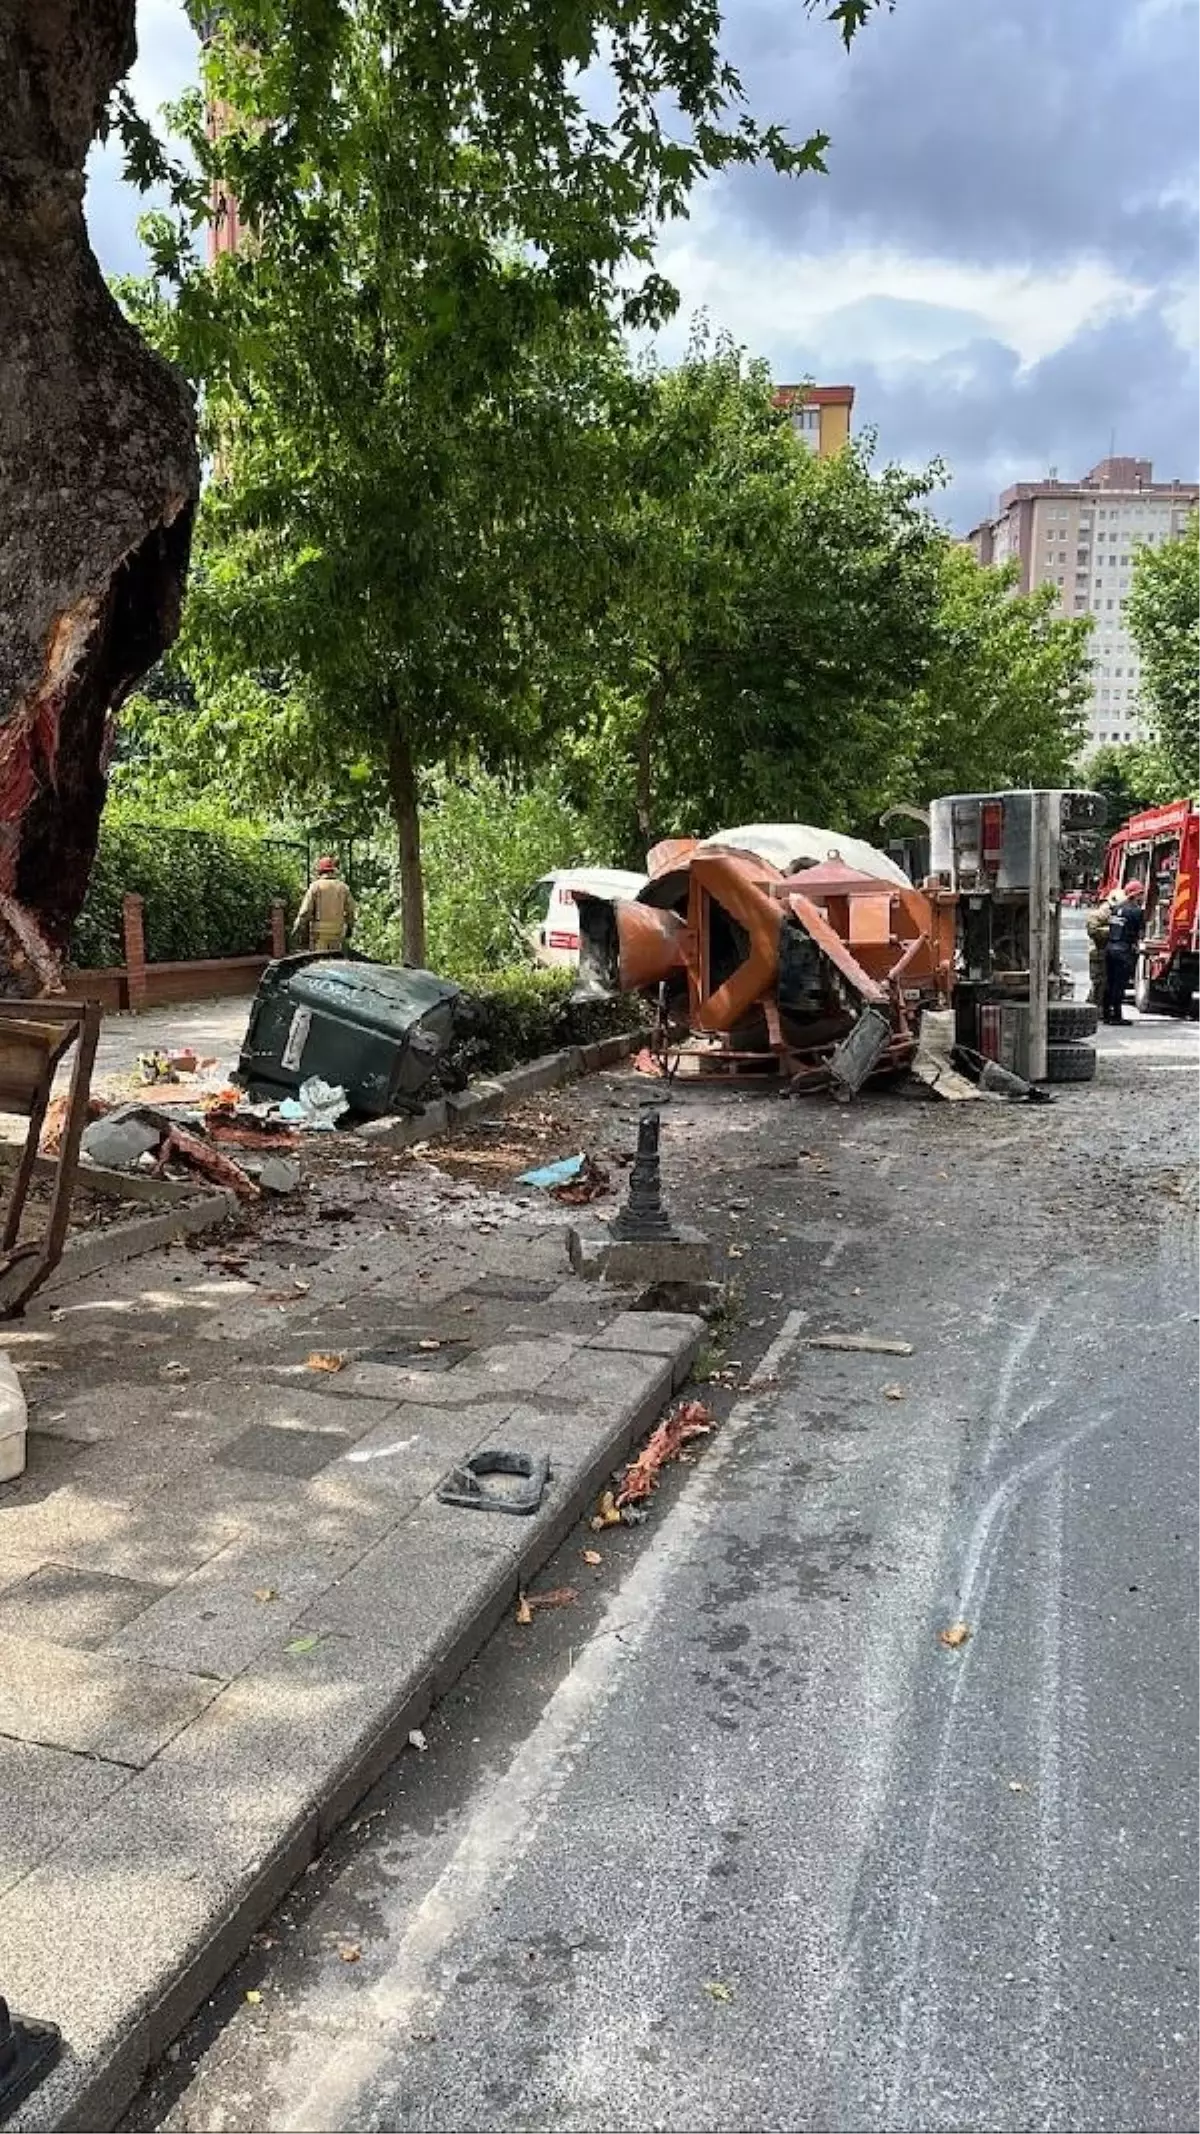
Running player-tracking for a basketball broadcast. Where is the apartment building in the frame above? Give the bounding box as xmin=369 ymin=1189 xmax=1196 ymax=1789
xmin=772 ymin=384 xmax=855 ymax=458
xmin=966 ymin=457 xmax=1198 ymax=751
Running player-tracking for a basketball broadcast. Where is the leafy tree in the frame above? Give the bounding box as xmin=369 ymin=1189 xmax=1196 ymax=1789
xmin=574 ymin=337 xmax=947 ymax=852
xmin=880 ymin=547 xmax=1093 ymax=818
xmin=1127 ymin=515 xmax=1199 ymax=793
xmin=1078 ymin=741 xmax=1179 ymax=829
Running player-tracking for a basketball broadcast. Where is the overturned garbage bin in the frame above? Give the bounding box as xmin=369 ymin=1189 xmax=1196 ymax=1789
xmin=238 ymin=955 xmax=473 ymax=1118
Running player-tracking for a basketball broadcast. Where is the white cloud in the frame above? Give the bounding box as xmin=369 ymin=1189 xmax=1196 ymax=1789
xmin=649 ymin=199 xmax=1154 ymax=375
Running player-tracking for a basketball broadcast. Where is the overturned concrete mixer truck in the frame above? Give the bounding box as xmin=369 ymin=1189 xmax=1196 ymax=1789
xmin=572 ymin=800 xmax=1105 ymax=1096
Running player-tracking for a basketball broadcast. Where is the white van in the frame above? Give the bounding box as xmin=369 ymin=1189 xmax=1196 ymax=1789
xmin=520 ymin=868 xmax=648 ymax=968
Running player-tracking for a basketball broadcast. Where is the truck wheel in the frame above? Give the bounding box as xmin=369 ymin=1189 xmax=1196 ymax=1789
xmin=1133 ymin=957 xmax=1154 ymax=1014
xmin=1048 ymin=1001 xmax=1098 ymax=1040
xmin=1046 ymin=1041 xmax=1097 ymax=1084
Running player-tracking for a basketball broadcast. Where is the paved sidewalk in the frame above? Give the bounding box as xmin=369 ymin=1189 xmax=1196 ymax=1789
xmin=0 ymin=1134 xmax=702 ymax=2129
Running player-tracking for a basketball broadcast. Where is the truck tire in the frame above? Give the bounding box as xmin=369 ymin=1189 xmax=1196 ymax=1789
xmin=1048 ymin=1001 xmax=1098 ymax=1040
xmin=1046 ymin=1040 xmax=1097 ymax=1083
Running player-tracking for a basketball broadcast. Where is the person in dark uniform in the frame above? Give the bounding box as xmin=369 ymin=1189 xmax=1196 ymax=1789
xmin=1102 ymin=880 xmax=1146 ymax=1025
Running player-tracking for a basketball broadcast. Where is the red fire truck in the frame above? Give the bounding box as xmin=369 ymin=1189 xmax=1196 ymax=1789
xmin=1098 ymin=799 xmax=1199 ymax=1016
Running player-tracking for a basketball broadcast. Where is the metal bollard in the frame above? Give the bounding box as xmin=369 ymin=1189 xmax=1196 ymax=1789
xmin=610 ymin=1107 xmax=681 ymax=1241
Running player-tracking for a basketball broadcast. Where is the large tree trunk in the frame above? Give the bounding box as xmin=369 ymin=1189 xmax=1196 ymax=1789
xmin=0 ymin=1 xmax=199 ymax=995
xmin=386 ymin=727 xmax=427 ymax=967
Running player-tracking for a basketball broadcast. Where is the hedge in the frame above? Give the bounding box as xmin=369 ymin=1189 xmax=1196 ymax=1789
xmin=70 ymin=812 xmax=307 ymax=969
xmin=461 ymin=967 xmax=648 ymax=1076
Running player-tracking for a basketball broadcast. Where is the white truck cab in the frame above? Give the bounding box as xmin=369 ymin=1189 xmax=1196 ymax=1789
xmin=521 ymin=868 xmax=648 ymax=968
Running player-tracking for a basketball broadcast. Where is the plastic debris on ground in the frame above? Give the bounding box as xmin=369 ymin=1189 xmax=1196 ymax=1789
xmin=516 ymin=1152 xmax=587 ymax=1190
xmin=277 ymin=1077 xmax=350 ymax=1131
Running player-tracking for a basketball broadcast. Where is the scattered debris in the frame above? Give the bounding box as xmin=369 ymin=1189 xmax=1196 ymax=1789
xmin=590 ymin=1490 xmax=622 ymax=1531
xmin=704 ymin=1981 xmax=735 ymax=2004
xmin=277 ymin=1077 xmax=350 ymax=1132
xmin=338 ymin=1944 xmax=362 ymax=1964
xmin=516 ymin=1152 xmax=588 ymax=1191
xmin=81 ymin=1106 xmax=163 ymax=1171
xmin=808 ymin=1333 xmax=914 ymax=1356
xmin=244 ymin=1990 xmax=262 ymax=2006
xmin=160 ymin=1361 xmax=190 ymax=1382
xmin=938 ymin=1622 xmax=971 ymax=1649
xmin=616 ymin=1400 xmax=717 ymax=1509
xmin=581 ymin=1549 xmax=603 ymax=1567
xmin=256 ymin=1157 xmax=302 ymax=1195
xmin=252 ymin=1586 xmax=277 ymax=1603
xmin=407 ymin=1728 xmax=428 ymax=1753
xmin=551 ymin=1154 xmax=611 ymax=1205
xmin=305 ymin=1352 xmax=346 ymax=1374
xmin=881 ymin=1383 xmax=908 ymax=1401
xmin=136 ymin=1049 xmax=178 ymax=1086
xmin=515 ymin=1586 xmax=577 ymax=1624
xmin=285 ymin=1633 xmax=322 ymax=1656
xmin=158 ymin=1122 xmax=260 ymax=1200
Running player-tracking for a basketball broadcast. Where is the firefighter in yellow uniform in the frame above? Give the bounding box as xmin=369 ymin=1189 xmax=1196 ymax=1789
xmin=292 ymin=856 xmax=357 ymax=954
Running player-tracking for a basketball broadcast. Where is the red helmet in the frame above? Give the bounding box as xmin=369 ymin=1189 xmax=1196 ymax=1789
xmin=1123 ymin=879 xmax=1145 ymax=898
xmin=317 ymin=855 xmax=337 ymax=874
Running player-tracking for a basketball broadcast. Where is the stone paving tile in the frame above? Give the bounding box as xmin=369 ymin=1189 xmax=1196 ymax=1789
xmin=20 ymin=1382 xmax=176 ymax=1446
xmin=0 ymin=1633 xmax=220 ymax=1763
xmin=214 ymin=1422 xmax=356 ymax=1480
xmin=297 ymin=1508 xmax=516 ymax=1653
xmin=321 ymin=1401 xmax=519 ymax=1506
xmin=0 ymin=1735 xmax=133 ymax=1899
xmin=319 ymin=1335 xmax=581 ymax=1408
xmin=104 ymin=1532 xmax=373 ymax=1680
xmin=0 ymin=1565 xmax=167 ymax=1651
xmin=4 ymin=1480 xmax=236 ymax=1587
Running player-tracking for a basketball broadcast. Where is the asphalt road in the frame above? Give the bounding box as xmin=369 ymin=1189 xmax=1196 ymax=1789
xmin=132 ymin=968 xmax=1199 ymax=2134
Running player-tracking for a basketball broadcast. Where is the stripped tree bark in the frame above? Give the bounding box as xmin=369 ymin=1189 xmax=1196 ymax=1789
xmin=0 ymin=0 xmax=199 ymax=996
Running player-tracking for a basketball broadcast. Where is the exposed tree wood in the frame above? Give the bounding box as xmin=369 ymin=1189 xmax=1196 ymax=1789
xmin=0 ymin=0 xmax=199 ymax=995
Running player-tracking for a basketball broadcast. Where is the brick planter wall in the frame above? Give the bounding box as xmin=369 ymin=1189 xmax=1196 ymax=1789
xmin=62 ymin=900 xmax=287 ymax=1014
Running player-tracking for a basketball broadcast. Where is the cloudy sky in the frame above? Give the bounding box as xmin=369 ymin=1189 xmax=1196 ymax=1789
xmin=86 ymin=0 xmax=1199 ymax=529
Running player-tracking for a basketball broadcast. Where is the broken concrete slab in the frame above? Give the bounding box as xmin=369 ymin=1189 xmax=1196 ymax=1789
xmin=566 ymin=1217 xmax=713 ymax=1290
xmin=81 ymin=1107 xmax=164 ymax=1171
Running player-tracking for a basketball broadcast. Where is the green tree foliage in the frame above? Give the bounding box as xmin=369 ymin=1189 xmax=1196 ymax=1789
xmin=1078 ymin=741 xmax=1180 ymax=830
xmin=1127 ymin=515 xmax=1199 ymax=793
xmin=880 ymin=547 xmax=1093 ymax=819
xmin=354 ymin=769 xmax=593 ymax=976
xmin=114 ymin=0 xmax=892 ymax=963
xmin=70 ymin=803 xmax=304 ymax=968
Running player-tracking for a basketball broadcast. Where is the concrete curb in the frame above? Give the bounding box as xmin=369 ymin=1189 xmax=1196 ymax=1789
xmin=356 ymin=1031 xmax=639 ymax=1150
xmin=0 ymin=1145 xmax=218 ymax=1209
xmin=43 ymin=1190 xmax=237 ymax=1291
xmin=9 ymin=1311 xmax=703 ymax=2133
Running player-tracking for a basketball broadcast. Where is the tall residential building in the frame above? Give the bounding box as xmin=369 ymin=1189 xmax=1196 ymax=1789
xmin=965 ymin=457 xmax=1198 ymax=752
xmin=772 ymin=384 xmax=855 ymax=458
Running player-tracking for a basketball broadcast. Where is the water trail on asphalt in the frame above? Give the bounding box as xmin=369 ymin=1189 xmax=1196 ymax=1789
xmin=275 ymin=1311 xmax=813 ymax=2133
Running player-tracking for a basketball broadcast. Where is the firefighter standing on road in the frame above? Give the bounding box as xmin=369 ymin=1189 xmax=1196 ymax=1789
xmin=1086 ymin=894 xmax=1112 ymax=1007
xmin=1102 ymin=879 xmax=1146 ymax=1025
xmin=292 ymin=856 xmax=357 ymax=954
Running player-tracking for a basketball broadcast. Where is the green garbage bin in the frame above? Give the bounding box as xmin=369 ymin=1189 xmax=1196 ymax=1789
xmin=238 ymin=955 xmax=470 ymax=1117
